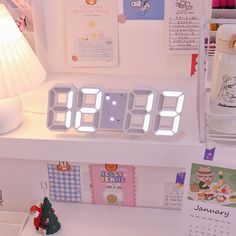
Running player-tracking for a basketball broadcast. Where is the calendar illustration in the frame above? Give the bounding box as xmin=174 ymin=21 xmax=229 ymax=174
xmin=180 ymin=162 xmax=236 ymax=236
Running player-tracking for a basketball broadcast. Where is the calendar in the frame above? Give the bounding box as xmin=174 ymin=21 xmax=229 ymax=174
xmin=180 ymin=162 xmax=236 ymax=236
xmin=163 ymin=183 xmax=183 ymax=209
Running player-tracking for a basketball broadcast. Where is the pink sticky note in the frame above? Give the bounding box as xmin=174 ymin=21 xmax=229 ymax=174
xmin=90 ymin=164 xmax=136 ymax=207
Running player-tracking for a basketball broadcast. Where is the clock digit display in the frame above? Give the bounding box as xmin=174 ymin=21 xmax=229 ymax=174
xmin=74 ymin=87 xmax=103 ymax=132
xmin=47 ymin=85 xmax=77 ymax=131
xmin=100 ymin=91 xmax=129 ymax=130
xmin=124 ymin=89 xmax=154 ymax=134
xmin=47 ymin=84 xmax=185 ymax=137
xmin=154 ymin=91 xmax=185 ymax=136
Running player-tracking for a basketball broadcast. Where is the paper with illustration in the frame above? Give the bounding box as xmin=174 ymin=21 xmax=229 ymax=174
xmin=180 ymin=162 xmax=236 ymax=236
xmin=165 ymin=0 xmax=203 ymax=54
xmin=90 ymin=164 xmax=135 ymax=207
xmin=66 ymin=0 xmax=118 ymax=67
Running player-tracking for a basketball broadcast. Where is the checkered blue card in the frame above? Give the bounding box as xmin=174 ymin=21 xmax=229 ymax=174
xmin=48 ymin=164 xmax=81 ymax=203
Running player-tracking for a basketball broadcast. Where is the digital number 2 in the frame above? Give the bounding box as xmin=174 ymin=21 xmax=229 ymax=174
xmin=74 ymin=87 xmax=103 ymax=132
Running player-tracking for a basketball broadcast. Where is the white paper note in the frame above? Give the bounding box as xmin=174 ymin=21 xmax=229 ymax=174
xmin=66 ymin=0 xmax=119 ymax=67
xmin=165 ymin=0 xmax=203 ymax=54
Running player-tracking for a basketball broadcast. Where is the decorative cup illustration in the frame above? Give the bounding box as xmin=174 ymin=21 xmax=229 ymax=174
xmin=209 ymin=24 xmax=236 ymax=134
xmin=86 ymin=0 xmax=97 ymax=5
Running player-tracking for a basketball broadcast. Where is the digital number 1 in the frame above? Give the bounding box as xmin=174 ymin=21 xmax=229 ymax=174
xmin=47 ymin=85 xmax=77 ymax=131
xmin=124 ymin=89 xmax=154 ymax=134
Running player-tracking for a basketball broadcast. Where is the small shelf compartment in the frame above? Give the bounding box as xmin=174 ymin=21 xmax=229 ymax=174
xmin=198 ymin=18 xmax=236 ymax=143
xmin=0 ymin=211 xmax=28 ymax=236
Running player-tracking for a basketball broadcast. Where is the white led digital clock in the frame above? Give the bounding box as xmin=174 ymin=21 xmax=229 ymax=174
xmin=47 ymin=84 xmax=185 ymax=136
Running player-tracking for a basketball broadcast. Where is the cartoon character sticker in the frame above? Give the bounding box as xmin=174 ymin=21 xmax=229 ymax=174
xmin=196 ymin=166 xmax=214 ymax=190
xmin=175 ymin=0 xmax=193 ymax=11
xmin=124 ymin=0 xmax=164 ymax=20
xmin=130 ymin=0 xmax=151 ymax=14
xmin=86 ymin=0 xmax=97 ymax=5
xmin=217 ymin=75 xmax=236 ymax=108
xmin=56 ymin=161 xmax=71 ymax=172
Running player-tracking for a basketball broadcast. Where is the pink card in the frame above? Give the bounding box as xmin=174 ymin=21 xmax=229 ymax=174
xmin=90 ymin=164 xmax=136 ymax=207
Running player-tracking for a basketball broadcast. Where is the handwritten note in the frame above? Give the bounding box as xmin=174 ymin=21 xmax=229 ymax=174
xmin=165 ymin=0 xmax=203 ymax=54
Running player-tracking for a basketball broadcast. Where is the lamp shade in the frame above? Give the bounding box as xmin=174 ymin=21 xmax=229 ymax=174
xmin=0 ymin=4 xmax=46 ymax=99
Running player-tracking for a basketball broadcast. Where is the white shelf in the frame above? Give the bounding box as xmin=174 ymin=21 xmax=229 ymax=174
xmin=0 ymin=73 xmax=203 ymax=167
xmin=20 ymin=202 xmax=180 ymax=236
xmin=1 ymin=73 xmax=236 ymax=167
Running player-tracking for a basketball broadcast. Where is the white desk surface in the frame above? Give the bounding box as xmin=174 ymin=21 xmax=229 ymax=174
xmin=21 ymin=202 xmax=180 ymax=236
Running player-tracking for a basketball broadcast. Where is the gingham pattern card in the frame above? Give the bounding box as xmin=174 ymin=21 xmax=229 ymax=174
xmin=48 ymin=163 xmax=81 ymax=203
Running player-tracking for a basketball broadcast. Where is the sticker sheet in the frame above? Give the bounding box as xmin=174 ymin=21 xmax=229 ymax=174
xmin=48 ymin=162 xmax=81 ymax=203
xmin=123 ymin=0 xmax=165 ymax=20
xmin=90 ymin=164 xmax=135 ymax=207
xmin=66 ymin=0 xmax=118 ymax=67
xmin=165 ymin=0 xmax=203 ymax=54
xmin=180 ymin=162 xmax=236 ymax=236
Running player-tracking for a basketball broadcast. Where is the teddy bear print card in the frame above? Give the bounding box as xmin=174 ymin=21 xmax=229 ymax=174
xmin=179 ymin=162 xmax=236 ymax=236
xmin=89 ymin=164 xmax=135 ymax=207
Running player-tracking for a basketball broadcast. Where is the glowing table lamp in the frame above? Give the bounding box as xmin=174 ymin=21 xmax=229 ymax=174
xmin=0 ymin=4 xmax=46 ymax=134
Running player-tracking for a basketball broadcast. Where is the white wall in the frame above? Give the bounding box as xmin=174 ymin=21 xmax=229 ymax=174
xmin=42 ymin=0 xmax=211 ymax=77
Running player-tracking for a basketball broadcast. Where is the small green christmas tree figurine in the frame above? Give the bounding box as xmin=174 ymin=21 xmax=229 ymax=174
xmin=40 ymin=197 xmax=61 ymax=235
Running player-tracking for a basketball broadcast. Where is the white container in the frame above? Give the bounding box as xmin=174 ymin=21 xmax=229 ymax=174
xmin=209 ymin=24 xmax=236 ymax=134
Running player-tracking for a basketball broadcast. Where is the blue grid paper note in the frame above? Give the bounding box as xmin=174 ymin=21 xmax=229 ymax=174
xmin=48 ymin=164 xmax=81 ymax=203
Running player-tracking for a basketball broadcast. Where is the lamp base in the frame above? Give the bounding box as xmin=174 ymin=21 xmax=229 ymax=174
xmin=0 ymin=97 xmax=22 ymax=134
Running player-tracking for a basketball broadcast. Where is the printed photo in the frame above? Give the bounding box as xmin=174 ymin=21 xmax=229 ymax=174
xmin=188 ymin=163 xmax=236 ymax=208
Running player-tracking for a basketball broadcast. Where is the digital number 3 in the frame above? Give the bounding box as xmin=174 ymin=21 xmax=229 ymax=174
xmin=154 ymin=91 xmax=185 ymax=136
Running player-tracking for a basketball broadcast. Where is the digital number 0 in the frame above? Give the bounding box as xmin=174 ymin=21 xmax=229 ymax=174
xmin=74 ymin=87 xmax=103 ymax=132
xmin=154 ymin=91 xmax=184 ymax=136
xmin=124 ymin=89 xmax=154 ymax=134
xmin=47 ymin=85 xmax=77 ymax=131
